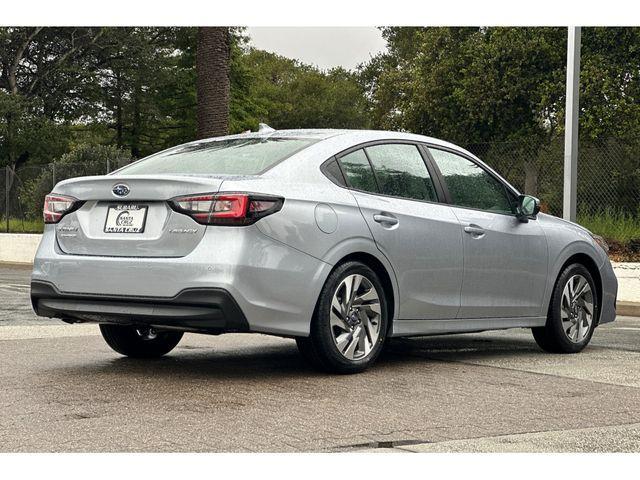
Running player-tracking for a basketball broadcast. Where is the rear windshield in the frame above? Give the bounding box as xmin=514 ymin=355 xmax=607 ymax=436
xmin=117 ymin=137 xmax=317 ymax=175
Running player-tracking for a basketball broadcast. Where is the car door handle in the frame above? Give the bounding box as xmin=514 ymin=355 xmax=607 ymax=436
xmin=464 ymin=225 xmax=486 ymax=237
xmin=373 ymin=214 xmax=399 ymax=226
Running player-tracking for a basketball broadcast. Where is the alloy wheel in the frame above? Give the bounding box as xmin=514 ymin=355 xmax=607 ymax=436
xmin=330 ymin=274 xmax=382 ymax=360
xmin=560 ymin=274 xmax=594 ymax=343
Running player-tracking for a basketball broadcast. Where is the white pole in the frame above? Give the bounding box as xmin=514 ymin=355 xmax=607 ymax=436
xmin=563 ymin=26 xmax=581 ymax=222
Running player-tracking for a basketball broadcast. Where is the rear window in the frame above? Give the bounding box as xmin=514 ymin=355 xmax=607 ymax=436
xmin=117 ymin=137 xmax=317 ymax=175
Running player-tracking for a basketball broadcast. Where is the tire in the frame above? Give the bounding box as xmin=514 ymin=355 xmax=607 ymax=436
xmin=297 ymin=261 xmax=389 ymax=374
xmin=532 ymin=263 xmax=599 ymax=353
xmin=99 ymin=324 xmax=183 ymax=358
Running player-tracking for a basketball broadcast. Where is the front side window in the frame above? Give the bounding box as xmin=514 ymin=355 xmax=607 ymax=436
xmin=365 ymin=144 xmax=438 ymax=202
xmin=428 ymin=148 xmax=515 ymax=214
xmin=117 ymin=137 xmax=317 ymax=176
xmin=338 ymin=149 xmax=378 ymax=193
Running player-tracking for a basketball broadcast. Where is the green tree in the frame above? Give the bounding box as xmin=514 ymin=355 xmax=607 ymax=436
xmin=93 ymin=27 xmax=197 ymax=157
xmin=362 ymin=27 xmax=640 ymax=198
xmin=0 ymin=27 xmax=106 ymax=172
xmin=235 ymin=48 xmax=370 ymax=130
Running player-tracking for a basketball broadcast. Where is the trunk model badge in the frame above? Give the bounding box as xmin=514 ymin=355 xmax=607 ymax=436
xmin=112 ymin=184 xmax=130 ymax=197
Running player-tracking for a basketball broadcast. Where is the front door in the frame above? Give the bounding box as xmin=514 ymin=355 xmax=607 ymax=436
xmin=427 ymin=147 xmax=548 ymax=319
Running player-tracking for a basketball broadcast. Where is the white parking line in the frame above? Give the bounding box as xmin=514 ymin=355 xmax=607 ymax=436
xmin=0 ymin=324 xmax=99 ymax=340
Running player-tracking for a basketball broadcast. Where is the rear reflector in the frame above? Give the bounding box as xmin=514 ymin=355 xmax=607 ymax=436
xmin=43 ymin=194 xmax=83 ymax=224
xmin=168 ymin=193 xmax=283 ymax=225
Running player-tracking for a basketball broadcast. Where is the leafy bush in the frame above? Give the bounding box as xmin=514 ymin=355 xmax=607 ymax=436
xmin=19 ymin=144 xmax=132 ymax=219
xmin=578 ymin=208 xmax=640 ymax=244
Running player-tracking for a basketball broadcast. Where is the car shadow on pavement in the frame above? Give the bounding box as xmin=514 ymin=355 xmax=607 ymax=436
xmin=47 ymin=332 xmax=545 ymax=382
xmin=385 ymin=334 xmax=543 ymax=358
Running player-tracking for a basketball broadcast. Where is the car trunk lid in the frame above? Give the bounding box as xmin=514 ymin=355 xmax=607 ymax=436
xmin=53 ymin=175 xmax=226 ymax=257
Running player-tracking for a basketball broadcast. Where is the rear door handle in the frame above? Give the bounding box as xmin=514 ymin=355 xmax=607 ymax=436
xmin=373 ymin=214 xmax=399 ymax=226
xmin=464 ymin=225 xmax=485 ymax=237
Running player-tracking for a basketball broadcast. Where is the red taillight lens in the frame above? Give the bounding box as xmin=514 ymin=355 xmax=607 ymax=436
xmin=169 ymin=193 xmax=283 ymax=226
xmin=43 ymin=194 xmax=81 ymax=224
xmin=212 ymin=194 xmax=249 ymax=218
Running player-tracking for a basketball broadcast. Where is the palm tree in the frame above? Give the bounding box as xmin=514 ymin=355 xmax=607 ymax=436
xmin=196 ymin=27 xmax=230 ymax=139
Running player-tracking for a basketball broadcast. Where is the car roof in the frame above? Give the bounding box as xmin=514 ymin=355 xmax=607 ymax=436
xmin=195 ymin=128 xmax=464 ymax=149
xmin=193 ymin=128 xmax=476 ymax=161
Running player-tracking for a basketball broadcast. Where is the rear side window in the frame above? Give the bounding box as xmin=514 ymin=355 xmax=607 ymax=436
xmin=428 ymin=148 xmax=515 ymax=214
xmin=339 ymin=149 xmax=378 ymax=193
xmin=365 ymin=144 xmax=438 ymax=202
xmin=323 ymin=159 xmax=347 ymax=186
xmin=117 ymin=137 xmax=317 ymax=176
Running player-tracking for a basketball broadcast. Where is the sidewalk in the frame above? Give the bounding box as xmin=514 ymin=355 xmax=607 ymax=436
xmin=613 ymin=263 xmax=640 ymax=317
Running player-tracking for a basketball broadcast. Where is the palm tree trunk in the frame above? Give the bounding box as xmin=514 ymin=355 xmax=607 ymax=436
xmin=196 ymin=27 xmax=230 ymax=139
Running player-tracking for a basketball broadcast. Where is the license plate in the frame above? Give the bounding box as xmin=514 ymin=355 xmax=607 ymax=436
xmin=104 ymin=204 xmax=148 ymax=233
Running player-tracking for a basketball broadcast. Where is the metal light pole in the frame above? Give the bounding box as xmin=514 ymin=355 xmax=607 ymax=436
xmin=563 ymin=26 xmax=581 ymax=222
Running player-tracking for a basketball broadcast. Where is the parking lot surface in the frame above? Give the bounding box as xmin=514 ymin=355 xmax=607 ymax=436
xmin=2 ymin=263 xmax=640 ymax=452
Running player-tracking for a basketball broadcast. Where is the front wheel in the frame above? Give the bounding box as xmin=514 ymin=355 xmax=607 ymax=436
xmin=532 ymin=263 xmax=598 ymax=353
xmin=296 ymin=261 xmax=389 ymax=374
xmin=99 ymin=324 xmax=183 ymax=358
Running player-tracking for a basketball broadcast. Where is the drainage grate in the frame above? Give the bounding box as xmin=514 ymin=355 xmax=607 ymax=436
xmin=337 ymin=439 xmax=430 ymax=450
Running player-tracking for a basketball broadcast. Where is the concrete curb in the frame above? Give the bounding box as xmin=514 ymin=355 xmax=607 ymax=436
xmin=617 ymin=302 xmax=640 ymax=318
xmin=0 ymin=233 xmax=41 ymax=264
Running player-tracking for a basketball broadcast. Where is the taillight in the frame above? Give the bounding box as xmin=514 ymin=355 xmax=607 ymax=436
xmin=43 ymin=194 xmax=83 ymax=224
xmin=168 ymin=193 xmax=284 ymax=226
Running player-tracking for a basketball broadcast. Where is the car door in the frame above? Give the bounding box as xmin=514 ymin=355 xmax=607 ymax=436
xmin=336 ymin=143 xmax=463 ymax=320
xmin=427 ymin=147 xmax=548 ymax=319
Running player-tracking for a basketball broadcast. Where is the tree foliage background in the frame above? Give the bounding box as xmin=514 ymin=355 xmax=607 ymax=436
xmin=0 ymin=26 xmax=372 ymax=173
xmin=1 ymin=26 xmax=639 ymax=224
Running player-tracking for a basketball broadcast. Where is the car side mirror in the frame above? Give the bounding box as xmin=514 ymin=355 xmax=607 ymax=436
xmin=516 ymin=195 xmax=540 ymax=222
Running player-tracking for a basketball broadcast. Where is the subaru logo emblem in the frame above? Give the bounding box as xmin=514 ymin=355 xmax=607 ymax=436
xmin=112 ymin=184 xmax=130 ymax=197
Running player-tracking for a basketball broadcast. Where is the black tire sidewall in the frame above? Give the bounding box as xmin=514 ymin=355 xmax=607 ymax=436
xmin=99 ymin=324 xmax=183 ymax=358
xmin=310 ymin=261 xmax=389 ymax=373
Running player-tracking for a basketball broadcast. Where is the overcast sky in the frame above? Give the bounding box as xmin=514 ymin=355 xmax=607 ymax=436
xmin=246 ymin=27 xmax=387 ymax=71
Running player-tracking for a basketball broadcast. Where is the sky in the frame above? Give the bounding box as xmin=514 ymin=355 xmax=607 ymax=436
xmin=246 ymin=27 xmax=388 ymax=71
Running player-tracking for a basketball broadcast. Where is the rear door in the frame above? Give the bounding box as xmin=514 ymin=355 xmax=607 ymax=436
xmin=54 ymin=175 xmax=224 ymax=257
xmin=426 ymin=147 xmax=548 ymax=318
xmin=337 ymin=142 xmax=463 ymax=320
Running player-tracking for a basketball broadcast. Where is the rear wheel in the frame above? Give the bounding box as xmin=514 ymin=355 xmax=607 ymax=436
xmin=532 ymin=263 xmax=598 ymax=353
xmin=99 ymin=324 xmax=183 ymax=358
xmin=296 ymin=261 xmax=389 ymax=374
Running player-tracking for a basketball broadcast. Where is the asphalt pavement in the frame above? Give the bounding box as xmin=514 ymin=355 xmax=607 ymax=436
xmin=2 ymin=263 xmax=640 ymax=452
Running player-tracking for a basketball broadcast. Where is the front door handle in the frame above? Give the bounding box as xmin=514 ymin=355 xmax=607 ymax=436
xmin=373 ymin=213 xmax=399 ymax=226
xmin=464 ymin=225 xmax=485 ymax=237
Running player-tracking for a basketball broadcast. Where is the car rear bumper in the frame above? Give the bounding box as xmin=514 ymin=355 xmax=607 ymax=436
xmin=31 ymin=224 xmax=332 ymax=336
xmin=31 ymin=280 xmax=249 ymax=333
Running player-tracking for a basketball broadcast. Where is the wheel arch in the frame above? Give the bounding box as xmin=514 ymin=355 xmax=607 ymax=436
xmin=554 ymin=252 xmax=603 ymax=325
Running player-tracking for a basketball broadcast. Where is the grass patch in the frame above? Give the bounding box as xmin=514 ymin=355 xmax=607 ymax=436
xmin=0 ymin=217 xmax=44 ymax=234
xmin=578 ymin=209 xmax=640 ymax=244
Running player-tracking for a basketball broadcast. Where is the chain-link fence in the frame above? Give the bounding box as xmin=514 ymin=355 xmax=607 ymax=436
xmin=0 ymin=139 xmax=639 ymax=234
xmin=1 ymin=158 xmax=133 ymax=233
xmin=465 ymin=138 xmax=640 ymax=218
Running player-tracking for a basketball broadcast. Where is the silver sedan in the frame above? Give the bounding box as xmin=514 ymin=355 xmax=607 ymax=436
xmin=31 ymin=129 xmax=617 ymax=373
